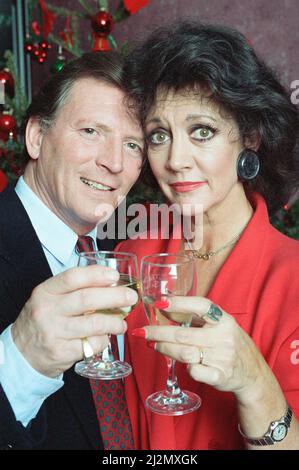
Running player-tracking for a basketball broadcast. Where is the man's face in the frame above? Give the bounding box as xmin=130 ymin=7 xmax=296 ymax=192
xmin=25 ymin=78 xmax=144 ymax=234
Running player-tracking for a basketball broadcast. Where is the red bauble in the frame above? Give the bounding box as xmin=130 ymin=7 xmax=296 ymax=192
xmin=91 ymin=11 xmax=114 ymax=37
xmin=25 ymin=42 xmax=34 ymax=53
xmin=39 ymin=40 xmax=48 ymax=49
xmin=0 ymin=169 xmax=8 ymax=192
xmin=0 ymin=113 xmax=17 ymax=141
xmin=0 ymin=69 xmax=14 ymax=97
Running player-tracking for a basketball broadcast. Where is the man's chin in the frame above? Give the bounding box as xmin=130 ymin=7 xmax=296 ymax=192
xmin=93 ymin=202 xmax=116 ymax=225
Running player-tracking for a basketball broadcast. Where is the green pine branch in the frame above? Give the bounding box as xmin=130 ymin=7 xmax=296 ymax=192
xmin=45 ymin=4 xmax=84 ymax=18
xmin=113 ymin=2 xmax=130 ymax=22
xmin=99 ymin=0 xmax=109 ymax=12
xmin=108 ymin=34 xmax=118 ymax=50
xmin=48 ymin=33 xmax=83 ymax=58
xmin=271 ymin=200 xmax=299 ymax=240
xmin=77 ymin=0 xmax=95 ymax=16
xmin=0 ymin=14 xmax=12 ymax=28
xmin=3 ymin=50 xmax=29 ymax=126
xmin=70 ymin=13 xmax=82 ymax=50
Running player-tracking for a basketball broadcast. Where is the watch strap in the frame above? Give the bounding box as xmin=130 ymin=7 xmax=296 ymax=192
xmin=238 ymin=405 xmax=293 ymax=446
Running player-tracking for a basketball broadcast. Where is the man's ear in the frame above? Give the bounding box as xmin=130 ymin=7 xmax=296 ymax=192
xmin=25 ymin=117 xmax=44 ymax=160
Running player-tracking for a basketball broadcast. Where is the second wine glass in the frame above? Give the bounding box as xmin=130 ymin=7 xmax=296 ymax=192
xmin=75 ymin=251 xmax=139 ymax=380
xmin=141 ymin=253 xmax=202 ymax=415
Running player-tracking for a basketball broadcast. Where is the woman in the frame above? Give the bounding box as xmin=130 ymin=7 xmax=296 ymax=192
xmin=117 ymin=22 xmax=299 ymax=450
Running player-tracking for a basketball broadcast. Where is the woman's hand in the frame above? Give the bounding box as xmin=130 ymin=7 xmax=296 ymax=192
xmin=134 ymin=295 xmax=299 ymax=449
xmin=141 ymin=296 xmax=272 ymax=405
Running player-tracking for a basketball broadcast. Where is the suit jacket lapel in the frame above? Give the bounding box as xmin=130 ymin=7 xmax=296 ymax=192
xmin=0 ymin=185 xmax=52 ymax=320
xmin=0 ymin=185 xmax=103 ymax=449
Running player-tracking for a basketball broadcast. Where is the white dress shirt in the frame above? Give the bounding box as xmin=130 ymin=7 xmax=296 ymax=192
xmin=0 ymin=176 xmax=100 ymax=426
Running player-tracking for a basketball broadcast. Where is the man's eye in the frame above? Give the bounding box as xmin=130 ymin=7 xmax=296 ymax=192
xmin=125 ymin=142 xmax=143 ymax=157
xmin=191 ymin=126 xmax=215 ymax=141
xmin=149 ymin=131 xmax=169 ymax=145
xmin=83 ymin=128 xmax=96 ymax=135
xmin=127 ymin=142 xmax=139 ymax=150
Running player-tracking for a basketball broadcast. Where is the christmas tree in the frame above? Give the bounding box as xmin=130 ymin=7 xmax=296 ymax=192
xmin=0 ymin=0 xmax=298 ymax=239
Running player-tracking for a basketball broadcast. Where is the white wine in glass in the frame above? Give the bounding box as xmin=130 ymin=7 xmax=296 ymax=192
xmin=96 ymin=273 xmax=140 ymax=317
xmin=75 ymin=251 xmax=139 ymax=380
xmin=141 ymin=253 xmax=201 ymax=415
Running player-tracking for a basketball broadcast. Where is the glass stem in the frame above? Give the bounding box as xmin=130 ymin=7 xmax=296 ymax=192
xmin=166 ymin=359 xmax=182 ymax=397
xmin=101 ymin=335 xmax=115 ymax=363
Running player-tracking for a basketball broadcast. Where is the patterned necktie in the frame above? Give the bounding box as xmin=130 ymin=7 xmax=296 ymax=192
xmin=76 ymin=235 xmax=95 ymax=253
xmin=76 ymin=236 xmax=134 ymax=450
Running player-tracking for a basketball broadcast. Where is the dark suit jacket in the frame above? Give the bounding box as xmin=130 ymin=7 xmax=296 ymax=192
xmin=0 ymin=185 xmax=116 ymax=449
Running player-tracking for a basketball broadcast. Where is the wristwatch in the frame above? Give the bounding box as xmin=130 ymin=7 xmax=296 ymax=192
xmin=238 ymin=405 xmax=293 ymax=446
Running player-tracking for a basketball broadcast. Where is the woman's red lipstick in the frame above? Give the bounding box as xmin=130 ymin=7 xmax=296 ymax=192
xmin=170 ymin=181 xmax=207 ymax=193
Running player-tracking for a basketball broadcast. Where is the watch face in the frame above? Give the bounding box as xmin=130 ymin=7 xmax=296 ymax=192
xmin=272 ymin=424 xmax=287 ymax=441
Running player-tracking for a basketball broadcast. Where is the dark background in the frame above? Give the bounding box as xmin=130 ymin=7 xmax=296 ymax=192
xmin=30 ymin=0 xmax=299 ymax=95
xmin=0 ymin=0 xmax=13 ymax=68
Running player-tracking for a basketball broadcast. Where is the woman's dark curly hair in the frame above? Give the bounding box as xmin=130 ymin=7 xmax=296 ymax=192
xmin=124 ymin=21 xmax=299 ymax=213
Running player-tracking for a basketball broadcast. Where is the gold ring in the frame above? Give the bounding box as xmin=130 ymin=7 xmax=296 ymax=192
xmin=199 ymin=349 xmax=204 ymax=365
xmin=82 ymin=337 xmax=94 ymax=360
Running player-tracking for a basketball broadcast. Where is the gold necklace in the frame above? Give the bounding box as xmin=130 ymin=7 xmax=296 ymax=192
xmin=185 ymin=224 xmax=247 ymax=261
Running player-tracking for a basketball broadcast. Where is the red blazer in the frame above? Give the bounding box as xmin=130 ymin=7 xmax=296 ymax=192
xmin=117 ymin=193 xmax=299 ymax=450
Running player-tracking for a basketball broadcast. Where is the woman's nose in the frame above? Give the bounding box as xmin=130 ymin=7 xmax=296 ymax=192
xmin=166 ymin=136 xmax=194 ymax=172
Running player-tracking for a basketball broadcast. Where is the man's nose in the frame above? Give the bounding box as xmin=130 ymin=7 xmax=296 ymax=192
xmin=95 ymin=138 xmax=124 ymax=173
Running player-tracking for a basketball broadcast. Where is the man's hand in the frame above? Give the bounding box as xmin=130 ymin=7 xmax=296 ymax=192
xmin=12 ymin=265 xmax=138 ymax=378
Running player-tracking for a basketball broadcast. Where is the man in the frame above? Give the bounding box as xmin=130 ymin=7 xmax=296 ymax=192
xmin=0 ymin=52 xmax=144 ymax=449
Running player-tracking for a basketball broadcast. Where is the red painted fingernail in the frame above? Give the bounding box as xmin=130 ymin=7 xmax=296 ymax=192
xmin=154 ymin=299 xmax=170 ymax=310
xmin=147 ymin=341 xmax=156 ymax=350
xmin=131 ymin=327 xmax=146 ymax=338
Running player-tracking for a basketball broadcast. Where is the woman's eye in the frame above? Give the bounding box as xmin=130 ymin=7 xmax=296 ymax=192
xmin=191 ymin=127 xmax=215 ymax=141
xmin=148 ymin=131 xmax=169 ymax=145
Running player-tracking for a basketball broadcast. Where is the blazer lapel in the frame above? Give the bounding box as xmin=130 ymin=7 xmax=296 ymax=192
xmin=0 ymin=185 xmax=102 ymax=449
xmin=0 ymin=185 xmax=52 ymax=320
xmin=63 ymin=370 xmax=102 ymax=449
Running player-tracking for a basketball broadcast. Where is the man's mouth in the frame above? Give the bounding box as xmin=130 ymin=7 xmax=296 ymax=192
xmin=80 ymin=177 xmax=114 ymax=191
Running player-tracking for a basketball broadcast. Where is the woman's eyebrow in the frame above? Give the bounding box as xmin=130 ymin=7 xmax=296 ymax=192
xmin=145 ymin=117 xmax=163 ymax=126
xmin=186 ymin=113 xmax=218 ymax=122
xmin=146 ymin=114 xmax=218 ymax=126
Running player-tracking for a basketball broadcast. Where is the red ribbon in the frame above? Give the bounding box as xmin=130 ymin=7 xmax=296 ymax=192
xmin=31 ymin=21 xmax=41 ymax=36
xmin=123 ymin=0 xmax=150 ymax=15
xmin=39 ymin=0 xmax=55 ymax=38
xmin=59 ymin=17 xmax=74 ymax=47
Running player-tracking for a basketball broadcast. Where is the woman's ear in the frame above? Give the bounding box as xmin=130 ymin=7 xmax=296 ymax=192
xmin=244 ymin=132 xmax=261 ymax=152
xmin=25 ymin=117 xmax=43 ymax=160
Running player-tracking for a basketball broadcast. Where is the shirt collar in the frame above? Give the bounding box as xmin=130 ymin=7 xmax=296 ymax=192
xmin=15 ymin=176 xmax=97 ymax=267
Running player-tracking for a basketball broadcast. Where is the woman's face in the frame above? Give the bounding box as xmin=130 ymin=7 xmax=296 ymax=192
xmin=145 ymin=88 xmax=245 ymax=216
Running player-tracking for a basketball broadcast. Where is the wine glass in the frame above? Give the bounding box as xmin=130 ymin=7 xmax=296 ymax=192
xmin=75 ymin=251 xmax=139 ymax=380
xmin=141 ymin=253 xmax=201 ymax=415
